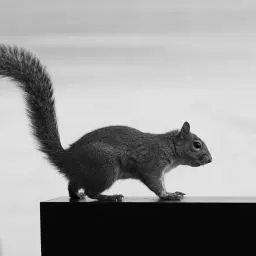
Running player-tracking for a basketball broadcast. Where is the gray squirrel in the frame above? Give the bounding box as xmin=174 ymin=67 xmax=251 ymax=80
xmin=0 ymin=45 xmax=212 ymax=202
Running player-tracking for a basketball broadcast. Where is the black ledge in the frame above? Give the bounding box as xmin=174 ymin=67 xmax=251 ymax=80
xmin=40 ymin=196 xmax=256 ymax=255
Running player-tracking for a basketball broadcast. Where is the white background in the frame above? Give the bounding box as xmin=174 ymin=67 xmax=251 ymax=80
xmin=0 ymin=0 xmax=256 ymax=255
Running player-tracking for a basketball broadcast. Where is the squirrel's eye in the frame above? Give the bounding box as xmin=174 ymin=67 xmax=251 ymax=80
xmin=193 ymin=141 xmax=202 ymax=150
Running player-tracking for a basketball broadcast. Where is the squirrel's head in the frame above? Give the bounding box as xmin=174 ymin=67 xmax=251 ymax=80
xmin=173 ymin=122 xmax=212 ymax=167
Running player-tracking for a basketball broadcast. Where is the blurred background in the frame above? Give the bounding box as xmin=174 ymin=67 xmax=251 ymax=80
xmin=0 ymin=0 xmax=256 ymax=255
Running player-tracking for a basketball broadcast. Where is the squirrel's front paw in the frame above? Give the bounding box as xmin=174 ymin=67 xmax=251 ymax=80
xmin=160 ymin=191 xmax=185 ymax=201
xmin=174 ymin=191 xmax=186 ymax=197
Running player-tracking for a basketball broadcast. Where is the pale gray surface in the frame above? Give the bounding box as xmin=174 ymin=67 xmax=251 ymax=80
xmin=47 ymin=196 xmax=256 ymax=203
xmin=1 ymin=1 xmax=256 ymax=256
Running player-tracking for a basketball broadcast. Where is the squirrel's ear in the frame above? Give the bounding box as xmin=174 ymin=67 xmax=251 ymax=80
xmin=180 ymin=121 xmax=190 ymax=138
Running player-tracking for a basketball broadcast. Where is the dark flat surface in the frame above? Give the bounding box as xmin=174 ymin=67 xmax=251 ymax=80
xmin=40 ymin=196 xmax=256 ymax=256
xmin=45 ymin=196 xmax=256 ymax=203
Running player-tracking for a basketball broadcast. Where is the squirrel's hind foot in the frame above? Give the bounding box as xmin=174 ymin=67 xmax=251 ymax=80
xmin=91 ymin=194 xmax=124 ymax=202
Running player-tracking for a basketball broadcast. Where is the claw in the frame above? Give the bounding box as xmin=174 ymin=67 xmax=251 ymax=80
xmin=116 ymin=195 xmax=124 ymax=202
xmin=174 ymin=191 xmax=186 ymax=196
xmin=105 ymin=194 xmax=124 ymax=202
xmin=160 ymin=192 xmax=183 ymax=201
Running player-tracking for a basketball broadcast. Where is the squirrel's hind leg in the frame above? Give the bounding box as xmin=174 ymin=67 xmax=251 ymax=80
xmin=77 ymin=143 xmax=123 ymax=202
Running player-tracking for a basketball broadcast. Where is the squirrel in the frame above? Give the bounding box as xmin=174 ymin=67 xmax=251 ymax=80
xmin=0 ymin=45 xmax=212 ymax=202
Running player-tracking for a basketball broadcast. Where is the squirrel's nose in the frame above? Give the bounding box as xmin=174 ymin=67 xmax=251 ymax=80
xmin=207 ymin=155 xmax=212 ymax=163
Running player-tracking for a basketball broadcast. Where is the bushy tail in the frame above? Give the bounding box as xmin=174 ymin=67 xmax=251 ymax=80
xmin=0 ymin=45 xmax=65 ymax=171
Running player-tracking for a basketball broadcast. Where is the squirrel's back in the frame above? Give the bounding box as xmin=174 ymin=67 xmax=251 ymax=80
xmin=70 ymin=125 xmax=147 ymax=148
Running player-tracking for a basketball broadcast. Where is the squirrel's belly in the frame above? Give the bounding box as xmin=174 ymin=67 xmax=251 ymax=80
xmin=117 ymin=171 xmax=137 ymax=180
